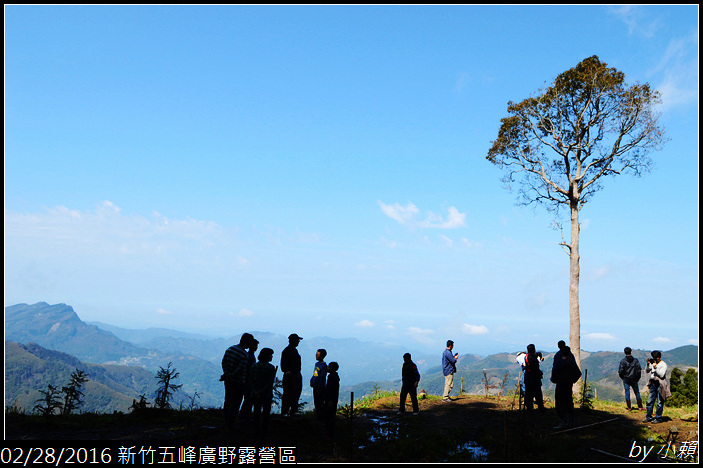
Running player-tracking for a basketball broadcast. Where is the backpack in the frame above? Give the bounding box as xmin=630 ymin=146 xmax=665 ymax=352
xmin=633 ymin=360 xmax=642 ymax=381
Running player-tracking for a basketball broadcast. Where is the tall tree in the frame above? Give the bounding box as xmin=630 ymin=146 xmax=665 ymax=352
xmin=487 ymin=56 xmax=667 ymax=383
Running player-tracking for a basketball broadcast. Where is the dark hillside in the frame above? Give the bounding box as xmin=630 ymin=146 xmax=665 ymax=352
xmin=4 ymin=394 xmax=698 ymax=463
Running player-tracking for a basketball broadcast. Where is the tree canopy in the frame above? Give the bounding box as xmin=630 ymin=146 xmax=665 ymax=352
xmin=487 ymin=55 xmax=667 ymax=215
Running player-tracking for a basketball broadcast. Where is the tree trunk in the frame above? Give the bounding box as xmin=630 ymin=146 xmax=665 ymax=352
xmin=569 ymin=200 xmax=582 ymax=394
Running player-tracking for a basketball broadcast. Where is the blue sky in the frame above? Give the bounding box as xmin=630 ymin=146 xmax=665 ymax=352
xmin=5 ymin=5 xmax=699 ymax=356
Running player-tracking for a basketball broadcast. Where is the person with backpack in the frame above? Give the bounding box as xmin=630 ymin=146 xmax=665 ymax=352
xmin=618 ymin=347 xmax=644 ymax=411
xmin=523 ymin=344 xmax=546 ymax=413
xmin=398 ymin=353 xmax=421 ymax=415
xmin=550 ymin=345 xmax=581 ymax=429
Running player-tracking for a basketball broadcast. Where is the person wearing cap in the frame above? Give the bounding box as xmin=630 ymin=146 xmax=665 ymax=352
xmin=280 ymin=333 xmax=303 ymax=417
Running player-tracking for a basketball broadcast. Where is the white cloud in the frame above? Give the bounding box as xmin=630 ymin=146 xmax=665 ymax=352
xmin=4 ymin=201 xmax=226 ymax=265
xmin=653 ymin=337 xmax=672 ymax=343
xmin=419 ymin=206 xmax=467 ymax=229
xmin=585 ymin=333 xmax=616 ymax=340
xmin=355 ymin=319 xmax=375 ymax=328
xmin=461 ymin=238 xmax=476 ymax=248
xmin=156 ymin=308 xmax=172 ymax=315
xmin=378 ymin=201 xmax=420 ymax=226
xmin=462 ymin=324 xmax=489 ymax=335
xmin=237 ymin=308 xmax=254 ymax=317
xmin=378 ymin=201 xmax=467 ymax=230
xmin=438 ymin=234 xmax=453 ymax=248
xmin=648 ymin=31 xmax=699 ymax=112
xmin=408 ymin=327 xmax=435 ymax=345
xmin=609 ymin=5 xmax=661 ymax=38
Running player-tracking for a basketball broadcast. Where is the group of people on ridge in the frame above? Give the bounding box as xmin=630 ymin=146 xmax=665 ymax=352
xmin=223 ymin=332 xmax=672 ymax=438
xmin=220 ymin=332 xmax=340 ymax=440
xmin=442 ymin=339 xmax=670 ymax=430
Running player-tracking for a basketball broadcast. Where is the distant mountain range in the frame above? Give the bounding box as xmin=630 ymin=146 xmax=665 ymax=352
xmin=5 ymin=302 xmax=698 ymax=413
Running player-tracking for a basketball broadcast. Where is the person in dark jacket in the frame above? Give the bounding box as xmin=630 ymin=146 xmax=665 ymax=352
xmin=280 ymin=333 xmax=303 ymax=417
xmin=618 ymin=347 xmax=644 ymax=411
xmin=398 ymin=353 xmax=421 ymax=415
xmin=221 ymin=333 xmax=254 ymax=428
xmin=324 ymin=361 xmax=340 ymax=439
xmin=550 ymin=346 xmax=581 ymax=429
xmin=250 ymin=347 xmax=276 ymax=439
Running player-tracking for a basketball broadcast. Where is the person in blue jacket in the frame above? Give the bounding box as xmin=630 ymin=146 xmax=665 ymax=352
xmin=442 ymin=340 xmax=459 ymax=402
xmin=310 ymin=348 xmax=328 ymax=420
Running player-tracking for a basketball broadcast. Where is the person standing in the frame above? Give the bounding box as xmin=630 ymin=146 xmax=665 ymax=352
xmin=398 ymin=353 xmax=420 ymax=415
xmin=515 ymin=351 xmax=527 ymax=394
xmin=523 ymin=344 xmax=546 ymax=413
xmin=280 ymin=333 xmax=303 ymax=417
xmin=310 ymin=349 xmax=328 ymax=420
xmin=442 ymin=340 xmax=459 ymax=402
xmin=618 ymin=347 xmax=644 ymax=411
xmin=221 ymin=333 xmax=254 ymax=428
xmin=239 ymin=338 xmax=259 ymax=421
xmin=644 ymin=350 xmax=670 ymax=424
xmin=324 ymin=362 xmax=340 ymax=439
xmin=550 ymin=345 xmax=581 ymax=429
xmin=250 ymin=347 xmax=277 ymax=439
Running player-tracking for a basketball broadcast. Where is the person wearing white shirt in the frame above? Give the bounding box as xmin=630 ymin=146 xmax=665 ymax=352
xmin=643 ymin=350 xmax=669 ymax=424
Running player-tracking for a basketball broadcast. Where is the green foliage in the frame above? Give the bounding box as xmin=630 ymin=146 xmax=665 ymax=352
xmin=579 ymin=381 xmax=595 ymax=410
xmin=341 ymin=387 xmax=400 ymax=415
xmin=487 ymin=55 xmax=668 ymax=218
xmin=154 ymin=362 xmax=183 ymax=409
xmin=667 ymin=367 xmax=698 ymax=408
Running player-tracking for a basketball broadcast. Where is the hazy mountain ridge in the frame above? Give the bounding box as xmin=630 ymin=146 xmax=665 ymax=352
xmin=5 ymin=341 xmax=154 ymax=413
xmin=5 ymin=303 xmax=698 ymax=413
xmin=5 ymin=303 xmax=224 ymax=408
